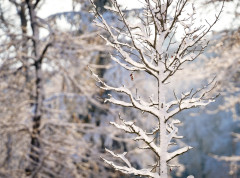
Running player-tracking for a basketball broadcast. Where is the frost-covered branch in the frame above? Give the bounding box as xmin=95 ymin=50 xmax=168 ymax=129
xmin=166 ymin=79 xmax=218 ymax=120
xmin=102 ymin=157 xmax=160 ymax=178
xmin=89 ymin=68 xmax=159 ymax=117
xmin=110 ymin=116 xmax=161 ymax=156
xmin=213 ymin=155 xmax=240 ymax=162
xmin=90 ymin=0 xmax=159 ymax=78
xmin=166 ymin=119 xmax=183 ymax=145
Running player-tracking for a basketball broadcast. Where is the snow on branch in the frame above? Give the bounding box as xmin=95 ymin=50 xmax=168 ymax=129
xmin=212 ymin=155 xmax=240 ymax=162
xmin=107 ymin=115 xmax=192 ymax=167
xmin=105 ymin=149 xmax=132 ymax=168
xmin=90 ymin=0 xmax=159 ymax=78
xmin=110 ymin=115 xmax=161 ymax=156
xmin=102 ymin=157 xmax=160 ymax=178
xmin=166 ymin=78 xmax=218 ymax=120
xmin=161 ymin=2 xmax=224 ymax=83
xmin=166 ymin=119 xmax=183 ymax=146
xmin=167 ymin=146 xmax=193 ymax=162
xmin=89 ymin=67 xmax=159 ymax=117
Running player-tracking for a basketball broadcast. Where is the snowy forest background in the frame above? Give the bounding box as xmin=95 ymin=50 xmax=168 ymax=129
xmin=0 ymin=0 xmax=240 ymax=177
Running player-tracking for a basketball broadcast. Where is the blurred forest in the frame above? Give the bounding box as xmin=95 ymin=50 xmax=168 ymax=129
xmin=0 ymin=0 xmax=239 ymax=177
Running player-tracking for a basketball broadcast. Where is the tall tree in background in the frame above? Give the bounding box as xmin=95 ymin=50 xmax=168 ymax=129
xmin=90 ymin=0 xmax=223 ymax=177
xmin=0 ymin=0 xmax=51 ymax=175
xmin=0 ymin=0 xmax=126 ymax=177
xmin=25 ymin=0 xmax=52 ymax=174
xmin=200 ymin=0 xmax=240 ymax=176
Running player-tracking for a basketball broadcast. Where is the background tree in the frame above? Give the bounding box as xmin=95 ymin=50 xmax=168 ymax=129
xmin=0 ymin=0 xmax=128 ymax=177
xmin=199 ymin=0 xmax=240 ymax=176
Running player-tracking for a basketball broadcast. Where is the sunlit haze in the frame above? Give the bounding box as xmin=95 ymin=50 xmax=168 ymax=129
xmin=38 ymin=0 xmax=234 ymax=41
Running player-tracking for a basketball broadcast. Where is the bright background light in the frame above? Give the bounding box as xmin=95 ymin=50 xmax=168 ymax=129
xmin=117 ymin=0 xmax=143 ymax=9
xmin=37 ymin=0 xmax=234 ymax=41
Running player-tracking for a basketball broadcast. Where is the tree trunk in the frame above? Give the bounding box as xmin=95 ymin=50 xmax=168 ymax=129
xmin=25 ymin=0 xmax=43 ymax=176
xmin=158 ymin=62 xmax=168 ymax=178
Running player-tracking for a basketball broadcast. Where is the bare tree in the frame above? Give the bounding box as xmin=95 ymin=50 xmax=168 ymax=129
xmin=0 ymin=0 xmax=50 ymax=175
xmin=90 ymin=0 xmax=223 ymax=177
xmin=0 ymin=0 xmax=126 ymax=177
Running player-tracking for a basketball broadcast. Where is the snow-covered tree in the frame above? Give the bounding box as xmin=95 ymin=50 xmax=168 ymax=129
xmin=0 ymin=0 xmax=124 ymax=177
xmin=90 ymin=0 xmax=223 ymax=177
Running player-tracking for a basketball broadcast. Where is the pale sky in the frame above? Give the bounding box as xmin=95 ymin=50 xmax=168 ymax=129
xmin=37 ymin=0 xmax=234 ymax=40
xmin=117 ymin=0 xmax=143 ymax=9
xmin=38 ymin=0 xmax=143 ymax=18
